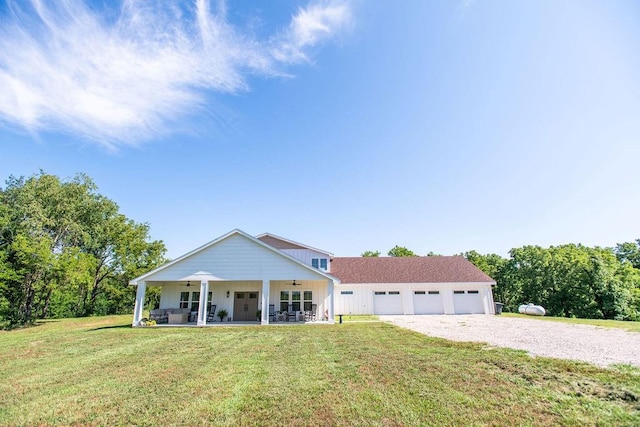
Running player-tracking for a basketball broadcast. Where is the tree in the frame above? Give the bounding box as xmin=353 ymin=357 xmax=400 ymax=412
xmin=496 ymin=244 xmax=638 ymax=320
xmin=0 ymin=172 xmax=167 ymax=328
xmin=361 ymin=250 xmax=380 ymax=257
xmin=464 ymin=251 xmax=507 ymax=279
xmin=387 ymin=246 xmax=417 ymax=257
xmin=464 ymin=250 xmax=508 ymax=302
xmin=615 ymin=240 xmax=640 ymax=269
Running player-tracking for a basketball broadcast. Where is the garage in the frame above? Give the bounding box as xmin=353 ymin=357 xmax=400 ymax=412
xmin=373 ymin=291 xmax=404 ymax=315
xmin=413 ymin=290 xmax=444 ymax=314
xmin=452 ymin=290 xmax=485 ymax=314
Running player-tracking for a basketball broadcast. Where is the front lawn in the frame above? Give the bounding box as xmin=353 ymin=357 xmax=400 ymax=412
xmin=1 ymin=315 xmax=638 ymax=425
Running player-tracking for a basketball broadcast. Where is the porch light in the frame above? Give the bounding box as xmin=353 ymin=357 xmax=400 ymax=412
xmin=226 ymin=290 xmax=229 ymax=298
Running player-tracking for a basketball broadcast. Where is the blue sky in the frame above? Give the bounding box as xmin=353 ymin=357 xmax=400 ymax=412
xmin=1 ymin=0 xmax=639 ymax=259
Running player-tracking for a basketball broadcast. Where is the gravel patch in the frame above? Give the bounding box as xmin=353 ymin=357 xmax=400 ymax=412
xmin=380 ymin=315 xmax=640 ymax=368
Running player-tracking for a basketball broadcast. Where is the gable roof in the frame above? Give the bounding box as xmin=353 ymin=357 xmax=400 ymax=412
xmin=331 ymin=256 xmax=495 ymax=284
xmin=130 ymin=229 xmax=338 ymax=284
xmin=256 ymin=233 xmax=334 ymax=257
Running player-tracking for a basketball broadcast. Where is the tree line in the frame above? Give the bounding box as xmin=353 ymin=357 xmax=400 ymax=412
xmin=465 ymin=244 xmax=640 ymax=320
xmin=0 ymin=172 xmax=167 ymax=329
xmin=363 ymin=242 xmax=640 ymax=320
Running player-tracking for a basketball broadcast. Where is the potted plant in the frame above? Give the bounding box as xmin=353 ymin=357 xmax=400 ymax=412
xmin=217 ymin=309 xmax=228 ymax=322
xmin=256 ymin=310 xmax=262 ymax=321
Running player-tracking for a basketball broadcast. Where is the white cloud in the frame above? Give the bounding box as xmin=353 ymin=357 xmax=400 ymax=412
xmin=0 ymin=0 xmax=353 ymax=149
xmin=272 ymin=0 xmax=353 ymax=63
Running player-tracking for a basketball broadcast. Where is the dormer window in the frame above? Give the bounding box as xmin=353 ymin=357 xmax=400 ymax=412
xmin=312 ymin=258 xmax=328 ymax=271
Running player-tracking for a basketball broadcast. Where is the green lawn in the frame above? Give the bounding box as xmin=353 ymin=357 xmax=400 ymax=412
xmin=1 ymin=316 xmax=639 ymax=426
xmin=502 ymin=312 xmax=640 ymax=332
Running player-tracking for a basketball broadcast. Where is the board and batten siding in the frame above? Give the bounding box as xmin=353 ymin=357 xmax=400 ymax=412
xmin=334 ymin=283 xmax=495 ymax=315
xmin=143 ymin=233 xmax=328 ymax=282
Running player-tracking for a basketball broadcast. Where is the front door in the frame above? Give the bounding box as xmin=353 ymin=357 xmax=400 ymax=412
xmin=233 ymin=292 xmax=259 ymax=321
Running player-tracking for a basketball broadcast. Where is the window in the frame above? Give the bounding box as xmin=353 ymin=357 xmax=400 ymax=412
xmin=280 ymin=291 xmax=289 ymax=312
xmin=311 ymin=258 xmax=328 ymax=271
xmin=191 ymin=292 xmax=200 ymax=311
xmin=428 ymin=291 xmax=440 ymax=295
xmin=341 ymin=291 xmax=353 ymax=295
xmin=453 ymin=290 xmax=465 ymax=294
xmin=414 ymin=291 xmax=425 ymax=295
xmin=180 ymin=291 xmax=200 ymax=310
xmin=468 ymin=290 xmax=479 ymax=294
xmin=303 ymin=291 xmax=312 ymax=311
xmin=389 ymin=291 xmax=400 ymax=295
xmin=179 ymin=292 xmax=189 ymax=309
xmin=292 ymin=291 xmax=301 ymax=312
xmin=374 ymin=291 xmax=386 ymax=295
xmin=280 ymin=290 xmax=312 ymax=311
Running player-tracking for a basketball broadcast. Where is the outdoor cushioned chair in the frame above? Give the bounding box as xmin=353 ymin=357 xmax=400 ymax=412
xmin=286 ymin=304 xmax=297 ymax=321
xmin=149 ymin=309 xmax=168 ymax=324
xmin=305 ymin=304 xmax=317 ymax=322
xmin=268 ymin=304 xmax=277 ymax=322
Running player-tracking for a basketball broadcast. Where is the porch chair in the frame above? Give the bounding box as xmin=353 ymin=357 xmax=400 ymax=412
xmin=268 ymin=304 xmax=277 ymax=322
xmin=286 ymin=304 xmax=297 ymax=321
xmin=305 ymin=304 xmax=317 ymax=322
xmin=206 ymin=304 xmax=217 ymax=322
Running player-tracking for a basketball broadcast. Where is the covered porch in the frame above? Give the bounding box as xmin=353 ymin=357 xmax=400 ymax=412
xmin=133 ymin=275 xmax=336 ymax=326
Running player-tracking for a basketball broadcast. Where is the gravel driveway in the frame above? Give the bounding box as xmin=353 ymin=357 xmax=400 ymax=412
xmin=380 ymin=315 xmax=640 ymax=368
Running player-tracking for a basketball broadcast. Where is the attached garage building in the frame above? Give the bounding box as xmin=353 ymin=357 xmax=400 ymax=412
xmin=332 ymin=256 xmax=496 ymax=315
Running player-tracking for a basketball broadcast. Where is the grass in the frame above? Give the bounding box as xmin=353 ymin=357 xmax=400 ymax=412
xmin=502 ymin=312 xmax=640 ymax=333
xmin=337 ymin=314 xmax=379 ymax=322
xmin=0 ymin=316 xmax=639 ymax=426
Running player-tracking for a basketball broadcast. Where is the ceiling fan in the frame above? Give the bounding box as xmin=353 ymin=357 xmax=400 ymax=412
xmin=291 ymin=280 xmax=301 ymax=286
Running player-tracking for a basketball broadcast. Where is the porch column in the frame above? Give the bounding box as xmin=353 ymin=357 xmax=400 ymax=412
xmin=132 ymin=281 xmax=147 ymax=327
xmin=197 ymin=280 xmax=209 ymax=326
xmin=327 ymin=279 xmax=335 ymax=324
xmin=261 ymin=280 xmax=270 ymax=325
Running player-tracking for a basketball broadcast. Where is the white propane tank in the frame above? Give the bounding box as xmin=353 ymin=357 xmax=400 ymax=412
xmin=518 ymin=303 xmax=545 ymax=316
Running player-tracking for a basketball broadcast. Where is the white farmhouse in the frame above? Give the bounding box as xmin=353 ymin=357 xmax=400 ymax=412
xmin=130 ymin=229 xmax=495 ymax=326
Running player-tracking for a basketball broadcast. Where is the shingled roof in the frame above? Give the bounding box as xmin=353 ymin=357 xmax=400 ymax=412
xmin=331 ymin=256 xmax=495 ymax=284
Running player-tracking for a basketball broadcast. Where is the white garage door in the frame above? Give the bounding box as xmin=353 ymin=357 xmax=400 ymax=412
xmin=453 ymin=290 xmax=485 ymax=314
xmin=413 ymin=291 xmax=444 ymax=314
xmin=373 ymin=291 xmax=404 ymax=315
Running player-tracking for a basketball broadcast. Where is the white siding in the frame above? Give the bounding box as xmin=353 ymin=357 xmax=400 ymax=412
xmin=144 ymin=233 xmax=328 ymax=282
xmin=334 ymin=288 xmax=373 ymax=315
xmin=335 ymin=283 xmax=494 ymax=315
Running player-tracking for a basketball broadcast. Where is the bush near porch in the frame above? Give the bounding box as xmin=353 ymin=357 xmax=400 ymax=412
xmin=0 ymin=315 xmax=638 ymax=426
